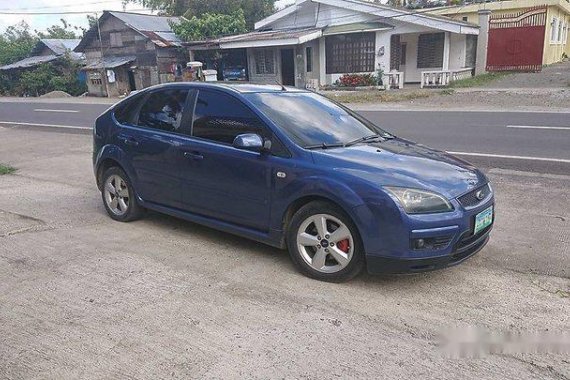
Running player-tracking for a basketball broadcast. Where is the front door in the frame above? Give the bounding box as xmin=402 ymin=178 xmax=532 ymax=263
xmin=179 ymin=89 xmax=274 ymax=230
xmin=280 ymin=48 xmax=295 ymax=86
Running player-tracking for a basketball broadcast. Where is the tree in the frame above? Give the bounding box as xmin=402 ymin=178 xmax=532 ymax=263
xmin=171 ymin=9 xmax=247 ymax=41
xmin=125 ymin=0 xmax=275 ymax=30
xmin=0 ymin=22 xmax=37 ymax=65
xmin=36 ymin=19 xmax=78 ymax=39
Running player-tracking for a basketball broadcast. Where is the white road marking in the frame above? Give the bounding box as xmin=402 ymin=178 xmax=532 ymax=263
xmin=507 ymin=125 xmax=570 ymax=130
xmin=448 ymin=151 xmax=570 ymax=164
xmin=0 ymin=121 xmax=90 ymax=130
xmin=33 ymin=109 xmax=80 ymax=113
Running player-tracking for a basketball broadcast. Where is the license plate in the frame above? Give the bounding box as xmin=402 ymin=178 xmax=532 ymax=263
xmin=474 ymin=206 xmax=493 ymax=235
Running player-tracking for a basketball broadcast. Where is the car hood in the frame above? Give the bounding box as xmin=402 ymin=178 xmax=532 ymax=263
xmin=311 ymin=138 xmax=487 ymax=198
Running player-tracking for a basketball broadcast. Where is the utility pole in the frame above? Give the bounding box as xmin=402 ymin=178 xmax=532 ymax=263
xmin=95 ymin=12 xmax=110 ymax=98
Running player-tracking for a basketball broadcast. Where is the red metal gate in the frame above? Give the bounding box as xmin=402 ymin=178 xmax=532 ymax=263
xmin=486 ymin=6 xmax=547 ymax=72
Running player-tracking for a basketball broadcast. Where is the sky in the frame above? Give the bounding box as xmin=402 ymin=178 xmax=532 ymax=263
xmin=0 ymin=0 xmax=297 ymax=34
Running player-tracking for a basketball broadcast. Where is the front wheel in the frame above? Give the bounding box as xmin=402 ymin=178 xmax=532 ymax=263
xmin=287 ymin=201 xmax=365 ymax=282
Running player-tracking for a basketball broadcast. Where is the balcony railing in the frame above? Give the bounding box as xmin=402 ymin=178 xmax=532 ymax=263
xmin=420 ymin=68 xmax=474 ymax=88
xmin=382 ymin=71 xmax=404 ymax=90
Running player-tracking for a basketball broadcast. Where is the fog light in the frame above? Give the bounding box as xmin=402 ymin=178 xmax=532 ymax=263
xmin=414 ymin=239 xmax=425 ymax=249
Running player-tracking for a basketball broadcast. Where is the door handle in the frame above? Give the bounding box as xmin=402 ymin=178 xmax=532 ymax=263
xmin=123 ymin=137 xmax=139 ymax=147
xmin=184 ymin=151 xmax=204 ymax=161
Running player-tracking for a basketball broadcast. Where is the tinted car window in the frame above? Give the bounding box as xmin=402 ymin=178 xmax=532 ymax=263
xmin=114 ymin=95 xmax=142 ymax=125
xmin=193 ymin=90 xmax=267 ymax=145
xmin=138 ymin=90 xmax=189 ymax=132
xmin=245 ymin=92 xmax=391 ymax=147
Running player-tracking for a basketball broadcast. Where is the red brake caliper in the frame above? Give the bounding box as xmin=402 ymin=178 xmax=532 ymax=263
xmin=337 ymin=239 xmax=350 ymax=253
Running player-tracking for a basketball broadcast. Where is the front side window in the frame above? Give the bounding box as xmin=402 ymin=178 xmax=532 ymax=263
xmin=245 ymin=92 xmax=391 ymax=148
xmin=193 ymin=90 xmax=267 ymax=145
xmin=137 ymin=90 xmax=189 ymax=132
xmin=325 ymin=32 xmax=375 ymax=74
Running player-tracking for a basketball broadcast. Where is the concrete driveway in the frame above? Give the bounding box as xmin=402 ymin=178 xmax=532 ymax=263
xmin=0 ymin=126 xmax=569 ymax=379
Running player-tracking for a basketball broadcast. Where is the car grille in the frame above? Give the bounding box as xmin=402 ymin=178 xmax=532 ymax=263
xmin=457 ymin=184 xmax=491 ymax=208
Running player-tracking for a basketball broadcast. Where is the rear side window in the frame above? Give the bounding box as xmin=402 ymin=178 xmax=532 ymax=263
xmin=137 ymin=89 xmax=189 ymax=133
xmin=193 ymin=90 xmax=267 ymax=145
xmin=114 ymin=95 xmax=141 ymax=125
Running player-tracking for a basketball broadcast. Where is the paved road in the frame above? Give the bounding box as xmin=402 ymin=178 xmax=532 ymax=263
xmin=1 ymin=100 xmax=569 ymax=174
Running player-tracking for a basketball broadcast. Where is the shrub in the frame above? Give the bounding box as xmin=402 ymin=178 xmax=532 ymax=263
xmin=335 ymin=73 xmax=379 ymax=87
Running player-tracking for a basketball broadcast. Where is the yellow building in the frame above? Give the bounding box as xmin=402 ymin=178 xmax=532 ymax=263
xmin=430 ymin=0 xmax=570 ymax=65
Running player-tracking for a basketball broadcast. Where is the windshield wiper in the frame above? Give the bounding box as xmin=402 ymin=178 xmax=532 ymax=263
xmin=304 ymin=142 xmax=345 ymax=150
xmin=345 ymin=134 xmax=386 ymax=147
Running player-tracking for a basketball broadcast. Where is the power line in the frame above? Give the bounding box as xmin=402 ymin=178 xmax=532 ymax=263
xmin=0 ymin=8 xmax=151 ymax=15
xmin=0 ymin=0 xmax=121 ymax=12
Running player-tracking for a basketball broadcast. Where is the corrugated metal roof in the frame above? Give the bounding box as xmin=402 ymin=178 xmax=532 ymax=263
xmin=109 ymin=11 xmax=182 ymax=46
xmin=34 ymin=39 xmax=82 ymax=56
xmin=0 ymin=55 xmax=58 ymax=71
xmin=109 ymin=11 xmax=178 ymax=32
xmin=82 ymin=56 xmax=136 ymax=70
xmin=75 ymin=11 xmax=182 ymax=52
xmin=193 ymin=27 xmax=323 ymax=49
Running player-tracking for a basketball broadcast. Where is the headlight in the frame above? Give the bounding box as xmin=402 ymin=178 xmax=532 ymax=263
xmin=385 ymin=187 xmax=453 ymax=214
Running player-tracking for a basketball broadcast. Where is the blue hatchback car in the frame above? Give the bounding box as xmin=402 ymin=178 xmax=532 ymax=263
xmin=93 ymin=83 xmax=494 ymax=282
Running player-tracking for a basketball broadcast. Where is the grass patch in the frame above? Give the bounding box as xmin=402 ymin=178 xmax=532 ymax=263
xmin=323 ymin=90 xmax=430 ymax=104
xmin=0 ymin=164 xmax=16 ymax=175
xmin=448 ymin=72 xmax=509 ymax=88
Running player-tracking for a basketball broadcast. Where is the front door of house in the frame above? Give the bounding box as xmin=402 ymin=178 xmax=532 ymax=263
xmin=281 ymin=48 xmax=295 ymax=86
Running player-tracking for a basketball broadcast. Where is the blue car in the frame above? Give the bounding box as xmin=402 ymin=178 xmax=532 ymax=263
xmin=93 ymin=83 xmax=494 ymax=282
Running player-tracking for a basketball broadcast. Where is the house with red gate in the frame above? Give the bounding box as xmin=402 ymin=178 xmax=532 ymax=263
xmin=430 ymin=0 xmax=570 ymax=71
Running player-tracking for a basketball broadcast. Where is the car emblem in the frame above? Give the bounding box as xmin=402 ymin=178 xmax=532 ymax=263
xmin=475 ymin=190 xmax=485 ymax=200
xmin=277 ymin=171 xmax=287 ymax=178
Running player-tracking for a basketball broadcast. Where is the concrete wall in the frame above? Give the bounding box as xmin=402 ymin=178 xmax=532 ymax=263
xmin=544 ymin=6 xmax=570 ymax=64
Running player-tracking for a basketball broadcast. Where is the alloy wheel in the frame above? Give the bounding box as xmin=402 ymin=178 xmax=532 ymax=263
xmin=296 ymin=213 xmax=354 ymax=273
xmin=104 ymin=174 xmax=130 ymax=216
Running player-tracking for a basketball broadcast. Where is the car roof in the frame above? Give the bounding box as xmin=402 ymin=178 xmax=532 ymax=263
xmin=140 ymin=82 xmax=309 ymax=94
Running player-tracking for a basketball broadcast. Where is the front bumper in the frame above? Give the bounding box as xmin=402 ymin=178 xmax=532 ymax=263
xmin=366 ymin=224 xmax=492 ymax=274
xmin=358 ymin=189 xmax=495 ymax=275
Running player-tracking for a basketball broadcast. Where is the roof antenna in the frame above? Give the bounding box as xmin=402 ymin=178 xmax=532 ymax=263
xmin=275 ymin=79 xmax=287 ymax=91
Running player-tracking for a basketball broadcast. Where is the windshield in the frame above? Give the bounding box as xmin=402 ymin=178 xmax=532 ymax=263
xmin=245 ymin=92 xmax=392 ymax=148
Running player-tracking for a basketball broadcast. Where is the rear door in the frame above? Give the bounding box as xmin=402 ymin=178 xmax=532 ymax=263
xmin=179 ymin=89 xmax=287 ymax=231
xmin=116 ymin=88 xmax=190 ymax=209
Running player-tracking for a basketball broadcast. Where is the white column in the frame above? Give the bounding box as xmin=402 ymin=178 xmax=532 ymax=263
xmin=476 ymin=9 xmax=492 ymax=75
xmin=442 ymin=32 xmax=450 ymax=71
xmin=318 ymin=37 xmax=326 ymax=87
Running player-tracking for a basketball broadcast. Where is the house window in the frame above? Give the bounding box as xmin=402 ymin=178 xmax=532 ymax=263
xmin=551 ymin=17 xmax=559 ymax=43
xmin=325 ymin=32 xmax=376 ymax=74
xmin=254 ymin=49 xmax=275 ymax=75
xmin=465 ymin=34 xmax=477 ymax=68
xmin=417 ymin=33 xmax=445 ymax=69
xmin=462 ymin=16 xmax=468 ymax=22
xmin=306 ymin=46 xmax=313 ymax=73
xmin=110 ymin=32 xmax=123 ymax=47
xmin=558 ymin=20 xmax=564 ymax=43
xmin=90 ymin=78 xmax=103 ymax=86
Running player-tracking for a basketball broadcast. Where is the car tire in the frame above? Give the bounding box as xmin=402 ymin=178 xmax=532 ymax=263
xmin=287 ymin=201 xmax=365 ymax=282
xmin=101 ymin=166 xmax=144 ymax=222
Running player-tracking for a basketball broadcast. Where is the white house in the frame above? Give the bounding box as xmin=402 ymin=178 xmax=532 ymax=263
xmin=191 ymin=0 xmax=480 ymax=88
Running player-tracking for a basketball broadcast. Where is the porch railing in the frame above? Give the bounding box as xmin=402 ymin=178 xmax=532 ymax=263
xmin=420 ymin=68 xmax=474 ymax=88
xmin=382 ymin=71 xmax=404 ymax=90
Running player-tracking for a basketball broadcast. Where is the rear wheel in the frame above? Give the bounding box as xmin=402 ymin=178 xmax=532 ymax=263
xmin=287 ymin=201 xmax=365 ymax=282
xmin=101 ymin=167 xmax=144 ymax=222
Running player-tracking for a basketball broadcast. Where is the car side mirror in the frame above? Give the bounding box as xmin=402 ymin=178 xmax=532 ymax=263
xmin=233 ymin=133 xmax=264 ymax=152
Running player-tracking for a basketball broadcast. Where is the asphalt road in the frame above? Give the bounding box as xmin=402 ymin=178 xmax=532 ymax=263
xmin=0 ymin=100 xmax=569 ymax=175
